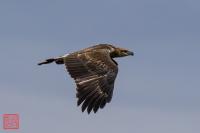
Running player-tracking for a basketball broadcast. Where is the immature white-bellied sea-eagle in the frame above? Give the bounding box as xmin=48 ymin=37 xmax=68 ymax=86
xmin=38 ymin=44 xmax=134 ymax=114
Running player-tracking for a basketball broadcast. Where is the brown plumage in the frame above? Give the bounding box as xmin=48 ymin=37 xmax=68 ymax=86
xmin=38 ymin=44 xmax=134 ymax=114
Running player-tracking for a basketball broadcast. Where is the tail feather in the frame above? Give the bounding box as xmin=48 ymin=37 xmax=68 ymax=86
xmin=38 ymin=57 xmax=64 ymax=66
xmin=38 ymin=58 xmax=55 ymax=65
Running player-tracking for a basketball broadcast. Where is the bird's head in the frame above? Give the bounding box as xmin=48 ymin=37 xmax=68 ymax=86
xmin=110 ymin=46 xmax=134 ymax=58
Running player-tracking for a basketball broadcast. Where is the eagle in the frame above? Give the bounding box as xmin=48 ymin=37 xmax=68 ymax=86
xmin=38 ymin=44 xmax=134 ymax=114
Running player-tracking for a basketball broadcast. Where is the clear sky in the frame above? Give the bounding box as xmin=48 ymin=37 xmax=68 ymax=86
xmin=0 ymin=0 xmax=200 ymax=133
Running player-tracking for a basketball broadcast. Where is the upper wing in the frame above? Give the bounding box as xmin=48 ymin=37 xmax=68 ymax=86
xmin=64 ymin=49 xmax=118 ymax=114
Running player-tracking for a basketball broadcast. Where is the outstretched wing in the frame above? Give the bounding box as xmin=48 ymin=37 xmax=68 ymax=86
xmin=64 ymin=49 xmax=118 ymax=114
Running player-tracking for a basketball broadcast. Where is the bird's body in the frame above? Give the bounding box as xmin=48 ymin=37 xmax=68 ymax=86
xmin=38 ymin=44 xmax=133 ymax=114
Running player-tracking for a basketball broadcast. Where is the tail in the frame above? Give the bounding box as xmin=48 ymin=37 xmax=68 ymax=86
xmin=38 ymin=57 xmax=64 ymax=66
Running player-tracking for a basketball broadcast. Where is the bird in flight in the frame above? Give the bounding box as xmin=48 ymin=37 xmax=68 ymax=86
xmin=38 ymin=44 xmax=134 ymax=114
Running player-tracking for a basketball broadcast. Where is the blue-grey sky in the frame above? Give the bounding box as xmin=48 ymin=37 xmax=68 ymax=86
xmin=0 ymin=0 xmax=200 ymax=133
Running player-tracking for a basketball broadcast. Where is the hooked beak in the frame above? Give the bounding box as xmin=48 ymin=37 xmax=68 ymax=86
xmin=127 ymin=51 xmax=134 ymax=56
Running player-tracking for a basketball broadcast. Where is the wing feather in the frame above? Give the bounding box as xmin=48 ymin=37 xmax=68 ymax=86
xmin=64 ymin=50 xmax=118 ymax=114
xmin=93 ymin=95 xmax=105 ymax=113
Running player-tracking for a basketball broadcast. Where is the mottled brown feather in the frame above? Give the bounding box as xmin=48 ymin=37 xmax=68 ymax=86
xmin=64 ymin=49 xmax=118 ymax=114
